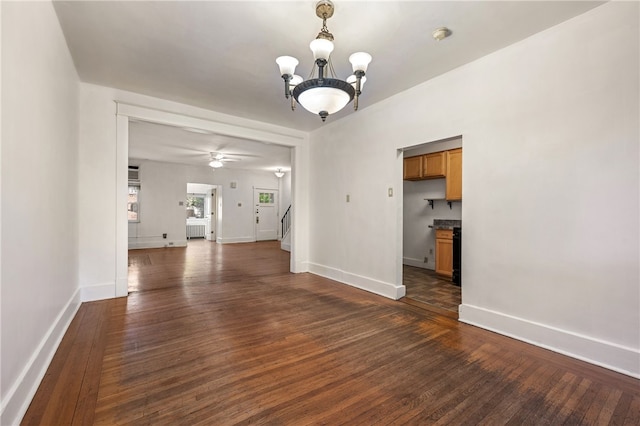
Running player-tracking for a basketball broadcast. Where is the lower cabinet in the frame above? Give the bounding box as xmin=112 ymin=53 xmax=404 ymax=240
xmin=435 ymin=229 xmax=453 ymax=278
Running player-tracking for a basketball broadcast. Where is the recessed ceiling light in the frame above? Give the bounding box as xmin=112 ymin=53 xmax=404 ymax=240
xmin=432 ymin=27 xmax=451 ymax=41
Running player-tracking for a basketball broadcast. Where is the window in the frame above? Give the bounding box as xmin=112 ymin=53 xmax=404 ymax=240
xmin=186 ymin=193 xmax=206 ymax=218
xmin=259 ymin=192 xmax=274 ymax=204
xmin=128 ymin=186 xmax=140 ymax=222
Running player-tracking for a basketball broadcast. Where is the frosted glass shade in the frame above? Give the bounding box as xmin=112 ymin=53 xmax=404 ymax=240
xmin=347 ymin=75 xmax=367 ymax=91
xmin=309 ymin=38 xmax=334 ymax=60
xmin=348 ymin=52 xmax=372 ymax=72
xmin=209 ymin=160 xmax=224 ymax=168
xmin=290 ymin=74 xmax=303 ymax=89
xmin=276 ymin=56 xmax=299 ymax=76
xmin=297 ymin=87 xmax=350 ymax=115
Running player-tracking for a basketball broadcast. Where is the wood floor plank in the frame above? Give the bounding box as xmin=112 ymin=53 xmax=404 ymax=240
xmin=21 ymin=240 xmax=640 ymax=425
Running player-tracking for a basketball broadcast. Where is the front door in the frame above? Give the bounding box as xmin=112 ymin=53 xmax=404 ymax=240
xmin=254 ymin=188 xmax=278 ymax=241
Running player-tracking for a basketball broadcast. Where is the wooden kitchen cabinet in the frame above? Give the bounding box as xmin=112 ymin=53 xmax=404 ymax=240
xmin=446 ymin=148 xmax=462 ymax=201
xmin=435 ymin=229 xmax=453 ymax=278
xmin=423 ymin=152 xmax=446 ymax=178
xmin=403 ymin=156 xmax=423 ymax=180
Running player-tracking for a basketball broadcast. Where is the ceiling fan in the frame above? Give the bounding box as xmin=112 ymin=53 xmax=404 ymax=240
xmin=208 ymin=152 xmax=240 ymax=168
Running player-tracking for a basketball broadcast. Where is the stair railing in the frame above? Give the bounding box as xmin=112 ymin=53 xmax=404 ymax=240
xmin=281 ymin=205 xmax=291 ymax=238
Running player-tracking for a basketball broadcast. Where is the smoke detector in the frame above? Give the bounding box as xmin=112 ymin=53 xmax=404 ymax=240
xmin=432 ymin=27 xmax=451 ymax=41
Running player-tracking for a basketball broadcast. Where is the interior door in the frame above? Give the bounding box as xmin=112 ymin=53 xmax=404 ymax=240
xmin=254 ymin=189 xmax=278 ymax=241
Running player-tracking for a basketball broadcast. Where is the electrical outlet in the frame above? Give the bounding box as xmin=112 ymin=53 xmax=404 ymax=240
xmin=163 ymin=233 xmax=167 ymax=239
xmin=424 ymin=257 xmax=428 ymax=263
xmin=429 ymin=249 xmax=433 ymax=254
xmin=169 ymin=242 xmax=174 ymax=246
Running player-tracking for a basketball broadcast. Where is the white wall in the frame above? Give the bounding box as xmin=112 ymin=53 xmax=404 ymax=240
xmin=308 ymin=2 xmax=639 ymax=377
xmin=128 ymin=160 xmax=281 ymax=248
xmin=1 ymin=2 xmax=80 ymax=424
xmin=211 ymin=168 xmax=280 ymax=243
xmin=128 ymin=160 xmax=218 ymax=248
xmin=403 ymin=138 xmax=463 ymax=269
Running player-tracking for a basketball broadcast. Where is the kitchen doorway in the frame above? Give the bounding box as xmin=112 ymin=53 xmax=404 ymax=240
xmin=401 ymin=136 xmax=462 ymax=315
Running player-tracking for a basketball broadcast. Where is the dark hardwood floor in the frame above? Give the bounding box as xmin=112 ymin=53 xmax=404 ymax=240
xmin=22 ymin=240 xmax=640 ymax=425
xmin=402 ymin=265 xmax=461 ymax=315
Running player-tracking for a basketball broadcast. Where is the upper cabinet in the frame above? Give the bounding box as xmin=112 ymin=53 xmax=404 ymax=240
xmin=404 ymin=147 xmax=463 ymax=200
xmin=446 ymin=148 xmax=462 ymax=201
xmin=403 ymin=151 xmax=446 ymax=181
xmin=403 ymin=156 xmax=423 ymax=180
xmin=423 ymin=152 xmax=446 ymax=178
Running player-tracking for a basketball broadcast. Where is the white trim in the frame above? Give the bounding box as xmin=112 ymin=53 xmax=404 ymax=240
xmin=216 ymin=236 xmax=257 ymax=244
xmin=280 ymin=242 xmax=291 ymax=252
xmin=459 ymin=304 xmax=640 ymax=379
xmin=308 ymin=262 xmax=406 ymax=300
xmin=402 ymin=257 xmax=432 ymax=269
xmin=0 ymin=289 xmax=81 ymax=425
xmin=115 ymin=114 xmax=129 ymax=297
xmin=128 ymin=239 xmax=188 ymax=250
xmin=116 ymin=102 xmax=305 ymax=147
xmin=81 ymin=282 xmax=115 ymax=301
xmin=292 ymin=260 xmax=309 ymax=274
xmin=115 ymin=101 xmax=310 ymax=298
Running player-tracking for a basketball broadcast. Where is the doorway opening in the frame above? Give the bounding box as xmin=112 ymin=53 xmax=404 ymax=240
xmin=401 ymin=136 xmax=463 ymax=316
xmin=186 ymin=183 xmax=218 ymax=243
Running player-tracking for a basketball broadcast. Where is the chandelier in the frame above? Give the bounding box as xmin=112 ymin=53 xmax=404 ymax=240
xmin=276 ymin=0 xmax=371 ymax=122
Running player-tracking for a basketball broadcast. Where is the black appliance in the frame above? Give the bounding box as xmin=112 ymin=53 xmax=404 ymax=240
xmin=452 ymin=227 xmax=461 ymax=286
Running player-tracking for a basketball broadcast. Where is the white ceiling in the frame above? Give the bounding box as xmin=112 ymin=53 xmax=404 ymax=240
xmin=53 ymin=0 xmax=604 ymax=169
xmin=128 ymin=120 xmax=292 ymax=171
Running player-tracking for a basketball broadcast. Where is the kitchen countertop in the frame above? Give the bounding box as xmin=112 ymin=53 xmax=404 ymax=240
xmin=429 ymin=219 xmax=462 ymax=230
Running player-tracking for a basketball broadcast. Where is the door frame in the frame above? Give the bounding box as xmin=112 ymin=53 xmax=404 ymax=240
xmin=115 ymin=102 xmax=310 ymax=298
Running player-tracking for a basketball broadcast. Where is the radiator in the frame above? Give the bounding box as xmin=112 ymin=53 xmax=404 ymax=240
xmin=186 ymin=224 xmax=206 ymax=239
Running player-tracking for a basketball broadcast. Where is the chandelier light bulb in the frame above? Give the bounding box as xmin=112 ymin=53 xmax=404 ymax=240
xmin=209 ymin=160 xmax=224 ymax=168
xmin=276 ymin=56 xmax=299 ymax=76
xmin=290 ymin=74 xmax=303 ymax=89
xmin=348 ymin=52 xmax=372 ymax=73
xmin=309 ymin=38 xmax=334 ymax=61
xmin=275 ymin=169 xmax=285 ymax=178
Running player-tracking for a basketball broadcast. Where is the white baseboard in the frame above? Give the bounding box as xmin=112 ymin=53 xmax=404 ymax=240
xmin=81 ymin=281 xmax=115 ymax=302
xmin=281 ymin=241 xmax=291 ymax=252
xmin=459 ymin=304 xmax=640 ymax=379
xmin=403 ymin=257 xmax=433 ymax=269
xmin=291 ymin=260 xmax=308 ymax=273
xmin=216 ymin=236 xmax=256 ymax=244
xmin=308 ymin=262 xmax=406 ymax=300
xmin=0 ymin=288 xmax=82 ymax=425
xmin=128 ymin=239 xmax=187 ymax=249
